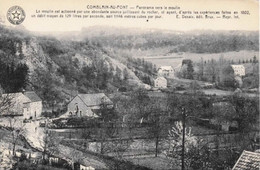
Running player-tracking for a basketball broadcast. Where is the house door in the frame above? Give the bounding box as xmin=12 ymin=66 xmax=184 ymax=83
xmin=23 ymin=108 xmax=27 ymax=119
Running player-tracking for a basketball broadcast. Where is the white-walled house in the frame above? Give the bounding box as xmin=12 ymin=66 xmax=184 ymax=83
xmin=158 ymin=66 xmax=174 ymax=77
xmin=80 ymin=164 xmax=95 ymax=170
xmin=1 ymin=91 xmax=42 ymax=119
xmin=23 ymin=91 xmax=42 ymax=118
xmin=154 ymin=77 xmax=167 ymax=88
xmin=66 ymin=93 xmax=113 ymax=118
xmin=231 ymin=65 xmax=245 ymax=77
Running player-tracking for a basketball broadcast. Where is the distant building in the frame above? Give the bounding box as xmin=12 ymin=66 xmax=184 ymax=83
xmin=232 ymin=150 xmax=260 ymax=170
xmin=80 ymin=164 xmax=95 ymax=170
xmin=1 ymin=91 xmax=42 ymax=119
xmin=231 ymin=65 xmax=245 ymax=77
xmin=154 ymin=77 xmax=167 ymax=89
xmin=158 ymin=66 xmax=174 ymax=77
xmin=66 ymin=93 xmax=113 ymax=118
xmin=74 ymin=162 xmax=96 ymax=170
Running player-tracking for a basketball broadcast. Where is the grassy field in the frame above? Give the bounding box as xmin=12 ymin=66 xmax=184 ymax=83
xmin=135 ymin=50 xmax=259 ymax=68
xmin=127 ymin=156 xmax=180 ymax=170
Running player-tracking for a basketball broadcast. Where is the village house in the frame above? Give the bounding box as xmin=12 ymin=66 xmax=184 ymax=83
xmin=1 ymin=91 xmax=42 ymax=119
xmin=80 ymin=164 xmax=95 ymax=170
xmin=157 ymin=66 xmax=174 ymax=77
xmin=66 ymin=93 xmax=113 ymax=118
xmin=154 ymin=77 xmax=167 ymax=89
xmin=232 ymin=150 xmax=260 ymax=170
xmin=231 ymin=65 xmax=246 ymax=77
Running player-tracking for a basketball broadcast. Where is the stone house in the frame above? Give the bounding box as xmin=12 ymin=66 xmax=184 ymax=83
xmin=1 ymin=91 xmax=42 ymax=119
xmin=231 ymin=65 xmax=246 ymax=77
xmin=154 ymin=77 xmax=167 ymax=89
xmin=66 ymin=93 xmax=113 ymax=118
xmin=158 ymin=66 xmax=174 ymax=77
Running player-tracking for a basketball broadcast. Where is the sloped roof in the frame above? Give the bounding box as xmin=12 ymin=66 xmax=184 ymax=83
xmin=2 ymin=92 xmax=31 ymax=103
xmin=24 ymin=91 xmax=42 ymax=102
xmin=2 ymin=92 xmax=22 ymax=98
xmin=231 ymin=65 xmax=245 ymax=70
xmin=77 ymin=93 xmax=113 ymax=107
xmin=158 ymin=66 xmax=173 ymax=71
xmin=232 ymin=150 xmax=260 ymax=170
xmin=155 ymin=77 xmax=167 ymax=81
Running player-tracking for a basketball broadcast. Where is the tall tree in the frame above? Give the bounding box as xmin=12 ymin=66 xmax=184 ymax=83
xmin=253 ymin=55 xmax=258 ymax=63
xmin=8 ymin=117 xmax=26 ymax=156
xmin=147 ymin=101 xmax=167 ymax=157
xmin=229 ymin=94 xmax=258 ymax=132
xmin=0 ymin=86 xmax=14 ymax=115
xmin=219 ymin=65 xmax=236 ymax=88
xmin=166 ymin=121 xmax=198 ymax=169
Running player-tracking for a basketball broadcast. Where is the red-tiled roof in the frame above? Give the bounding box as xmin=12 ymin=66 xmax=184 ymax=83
xmin=232 ymin=150 xmax=260 ymax=170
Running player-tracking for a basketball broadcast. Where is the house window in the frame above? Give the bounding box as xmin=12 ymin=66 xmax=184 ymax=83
xmin=75 ymin=103 xmax=79 ymax=115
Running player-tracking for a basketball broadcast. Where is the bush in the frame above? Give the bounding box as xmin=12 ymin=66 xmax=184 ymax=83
xmin=19 ymin=153 xmax=28 ymax=162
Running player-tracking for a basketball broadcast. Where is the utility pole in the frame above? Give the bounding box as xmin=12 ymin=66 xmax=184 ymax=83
xmin=181 ymin=107 xmax=186 ymax=170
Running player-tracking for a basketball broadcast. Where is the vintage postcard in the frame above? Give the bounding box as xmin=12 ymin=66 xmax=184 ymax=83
xmin=0 ymin=0 xmax=259 ymax=169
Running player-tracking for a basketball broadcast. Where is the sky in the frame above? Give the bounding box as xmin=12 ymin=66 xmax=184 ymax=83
xmin=0 ymin=0 xmax=259 ymax=32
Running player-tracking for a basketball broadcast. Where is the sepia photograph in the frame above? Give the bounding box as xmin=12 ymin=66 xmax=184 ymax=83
xmin=0 ymin=0 xmax=259 ymax=169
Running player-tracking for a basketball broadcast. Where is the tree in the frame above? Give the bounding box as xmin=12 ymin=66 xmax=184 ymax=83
xmin=165 ymin=94 xmax=205 ymax=169
xmin=31 ymin=68 xmax=63 ymax=107
xmin=181 ymin=59 xmax=194 ymax=79
xmin=8 ymin=117 xmax=26 ymax=156
xmin=253 ymin=55 xmax=258 ymax=63
xmin=113 ymin=93 xmax=136 ymax=137
xmin=99 ymin=101 xmax=119 ymax=154
xmin=0 ymin=142 xmax=15 ymax=169
xmin=0 ymin=60 xmax=29 ymax=93
xmin=100 ymin=100 xmax=117 ymax=122
xmin=189 ymin=81 xmax=201 ymax=94
xmin=229 ymin=94 xmax=258 ymax=132
xmin=251 ymin=64 xmax=259 ymax=88
xmin=39 ymin=122 xmax=60 ymax=164
xmin=98 ymin=111 xmax=133 ymax=168
xmin=115 ymin=67 xmax=123 ymax=81
xmin=105 ymin=132 xmax=132 ymax=170
xmin=123 ymin=68 xmax=129 ymax=80
xmin=166 ymin=121 xmax=198 ymax=168
xmin=186 ymin=61 xmax=194 ymax=79
xmin=219 ymin=65 xmax=236 ymax=88
xmin=148 ymin=103 xmax=167 ymax=157
xmin=129 ymin=89 xmax=151 ymax=122
xmin=203 ymin=60 xmax=218 ymax=83
xmin=67 ymin=142 xmax=85 ymax=170
xmin=178 ymin=65 xmax=188 ymax=79
xmin=197 ymin=58 xmax=204 ymax=80
xmin=0 ymin=87 xmax=14 ymax=115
